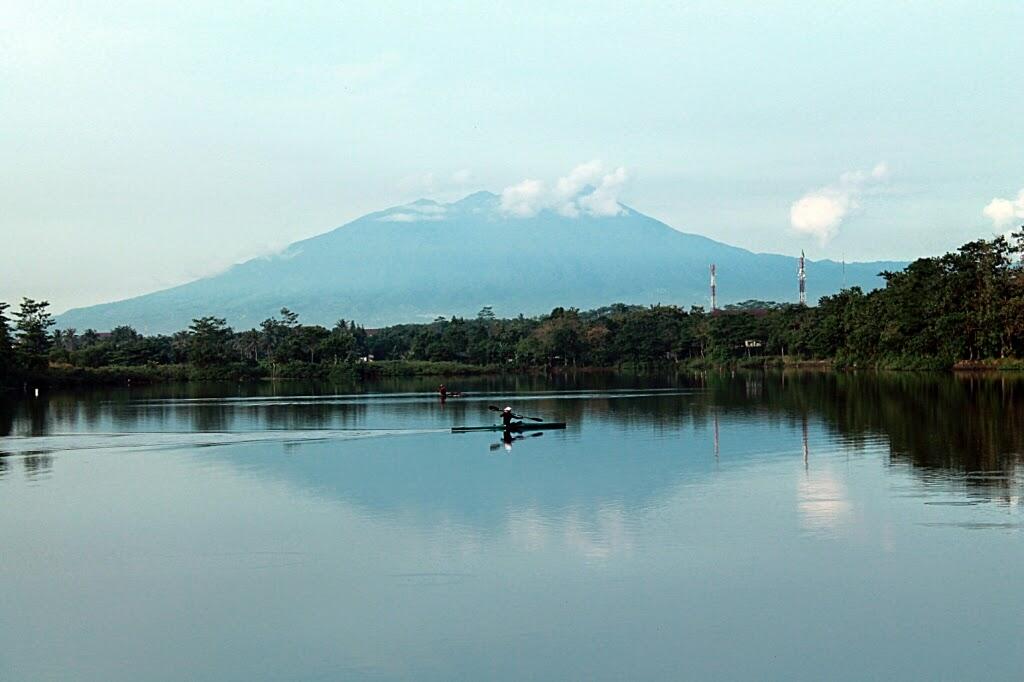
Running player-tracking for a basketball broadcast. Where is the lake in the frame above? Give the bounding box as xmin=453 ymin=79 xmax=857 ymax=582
xmin=1 ymin=372 xmax=1022 ymax=681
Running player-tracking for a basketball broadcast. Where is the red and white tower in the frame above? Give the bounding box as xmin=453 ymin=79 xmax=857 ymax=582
xmin=710 ymin=264 xmax=717 ymax=312
xmin=798 ymin=251 xmax=807 ymax=305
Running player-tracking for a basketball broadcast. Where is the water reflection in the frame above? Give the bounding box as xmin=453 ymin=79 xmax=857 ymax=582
xmin=3 ymin=374 xmax=1024 ymax=681
xmin=0 ymin=401 xmax=12 ymax=437
xmin=488 ymin=431 xmax=544 ymax=452
xmin=798 ymin=469 xmax=852 ymax=536
xmin=2 ymin=372 xmax=1024 ymax=499
xmin=22 ymin=453 xmax=53 ymax=480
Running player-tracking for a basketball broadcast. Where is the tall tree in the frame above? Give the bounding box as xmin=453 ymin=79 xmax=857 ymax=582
xmin=80 ymin=329 xmax=100 ymax=347
xmin=0 ymin=302 xmax=13 ymax=374
xmin=14 ymin=298 xmax=55 ymax=370
xmin=295 ymin=325 xmax=330 ymax=363
xmin=280 ymin=308 xmax=300 ymax=328
xmin=321 ymin=322 xmax=356 ymax=363
xmin=187 ymin=317 xmax=232 ymax=367
xmin=237 ymin=330 xmax=261 ymax=362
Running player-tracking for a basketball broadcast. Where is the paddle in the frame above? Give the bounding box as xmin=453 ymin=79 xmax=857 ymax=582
xmin=488 ymin=405 xmax=545 ymax=422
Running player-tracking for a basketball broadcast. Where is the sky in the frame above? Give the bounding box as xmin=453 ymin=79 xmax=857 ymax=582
xmin=2 ymin=1 xmax=1022 ymax=313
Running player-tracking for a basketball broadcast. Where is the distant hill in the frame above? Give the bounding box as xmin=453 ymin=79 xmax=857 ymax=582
xmin=56 ymin=191 xmax=904 ymax=334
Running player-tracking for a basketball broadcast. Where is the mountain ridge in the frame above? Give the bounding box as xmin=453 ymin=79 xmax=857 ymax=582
xmin=55 ymin=193 xmax=904 ymax=334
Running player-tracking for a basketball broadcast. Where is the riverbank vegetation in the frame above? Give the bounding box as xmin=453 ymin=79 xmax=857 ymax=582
xmin=2 ymin=231 xmax=1023 ymax=387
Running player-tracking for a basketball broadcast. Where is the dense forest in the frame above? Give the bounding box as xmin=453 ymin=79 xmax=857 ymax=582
xmin=2 ymin=231 xmax=1023 ymax=386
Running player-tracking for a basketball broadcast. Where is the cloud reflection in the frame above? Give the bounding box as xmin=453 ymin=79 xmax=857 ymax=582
xmin=798 ymin=470 xmax=851 ymax=536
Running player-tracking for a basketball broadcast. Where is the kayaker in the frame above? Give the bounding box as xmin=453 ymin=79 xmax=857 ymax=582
xmin=501 ymin=406 xmax=522 ymax=428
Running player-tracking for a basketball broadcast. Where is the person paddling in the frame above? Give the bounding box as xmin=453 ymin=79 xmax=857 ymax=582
xmin=501 ymin=406 xmax=523 ymax=429
xmin=439 ymin=384 xmax=448 ymax=402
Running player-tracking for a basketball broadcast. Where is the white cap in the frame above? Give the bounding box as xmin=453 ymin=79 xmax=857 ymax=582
xmin=504 ymin=406 xmax=512 ymax=412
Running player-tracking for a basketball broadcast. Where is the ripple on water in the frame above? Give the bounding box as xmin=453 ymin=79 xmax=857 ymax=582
xmin=0 ymin=428 xmax=447 ymax=456
xmin=917 ymin=522 xmax=1024 ymax=531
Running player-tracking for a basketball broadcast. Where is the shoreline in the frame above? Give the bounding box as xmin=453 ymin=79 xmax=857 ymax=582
xmin=8 ymin=356 xmax=1024 ymax=392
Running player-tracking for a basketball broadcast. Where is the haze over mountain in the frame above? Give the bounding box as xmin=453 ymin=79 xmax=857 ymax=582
xmin=56 ymin=191 xmax=903 ymax=334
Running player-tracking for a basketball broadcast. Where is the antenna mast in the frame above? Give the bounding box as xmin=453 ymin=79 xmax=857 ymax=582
xmin=710 ymin=264 xmax=717 ymax=312
xmin=798 ymin=251 xmax=807 ymax=306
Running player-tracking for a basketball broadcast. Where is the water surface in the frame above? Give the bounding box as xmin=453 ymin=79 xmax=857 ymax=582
xmin=2 ymin=373 xmax=1022 ymax=680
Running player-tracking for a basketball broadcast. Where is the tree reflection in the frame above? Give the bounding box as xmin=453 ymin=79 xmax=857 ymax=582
xmin=23 ymin=453 xmax=53 ymax=478
xmin=0 ymin=400 xmax=12 ymax=437
xmin=697 ymin=371 xmax=1024 ymax=498
xmin=1 ymin=372 xmax=1022 ymax=499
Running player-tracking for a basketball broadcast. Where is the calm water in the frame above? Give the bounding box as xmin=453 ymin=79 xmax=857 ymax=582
xmin=1 ymin=372 xmax=1023 ymax=681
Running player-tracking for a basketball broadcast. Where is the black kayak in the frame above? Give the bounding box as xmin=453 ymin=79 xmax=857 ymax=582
xmin=451 ymin=422 xmax=566 ymax=433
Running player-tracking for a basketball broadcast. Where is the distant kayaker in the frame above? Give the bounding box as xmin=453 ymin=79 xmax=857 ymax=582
xmin=501 ymin=406 xmax=522 ymax=429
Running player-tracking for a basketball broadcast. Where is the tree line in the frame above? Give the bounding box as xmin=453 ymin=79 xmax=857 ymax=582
xmin=2 ymin=230 xmax=1023 ymax=384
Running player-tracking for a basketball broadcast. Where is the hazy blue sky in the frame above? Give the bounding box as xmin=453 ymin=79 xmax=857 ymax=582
xmin=3 ymin=1 xmax=1021 ymax=312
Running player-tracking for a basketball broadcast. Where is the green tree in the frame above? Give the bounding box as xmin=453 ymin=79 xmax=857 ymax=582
xmin=80 ymin=329 xmax=100 ymax=347
xmin=14 ymin=298 xmax=55 ymax=370
xmin=295 ymin=325 xmax=330 ymax=363
xmin=259 ymin=316 xmax=289 ymax=362
xmin=0 ymin=302 xmax=13 ymax=374
xmin=187 ymin=316 xmax=232 ymax=367
xmin=54 ymin=327 xmax=78 ymax=352
xmin=280 ymin=308 xmax=300 ymax=328
xmin=320 ymin=322 xmax=356 ymax=363
xmin=236 ymin=330 xmax=262 ymax=362
xmin=534 ymin=308 xmax=585 ymax=365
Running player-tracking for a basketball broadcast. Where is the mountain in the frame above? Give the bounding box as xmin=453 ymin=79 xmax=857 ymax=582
xmin=56 ymin=191 xmax=904 ymax=334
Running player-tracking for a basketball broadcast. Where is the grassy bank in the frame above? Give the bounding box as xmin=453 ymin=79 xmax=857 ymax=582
xmin=952 ymin=358 xmax=1024 ymax=371
xmin=1 ymin=359 xmax=510 ymax=388
xmin=9 ymin=355 xmax=1024 ymax=392
xmin=355 ymin=360 xmax=504 ymax=377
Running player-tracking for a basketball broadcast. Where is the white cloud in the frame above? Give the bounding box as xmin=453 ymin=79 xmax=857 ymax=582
xmin=789 ymin=162 xmax=889 ymax=244
xmin=789 ymin=193 xmax=851 ymax=243
xmin=379 ymin=213 xmax=422 ymax=222
xmin=500 ymin=179 xmax=546 ymax=217
xmin=579 ymin=166 xmax=629 ymax=217
xmin=982 ymin=188 xmax=1024 ymax=228
xmin=410 ymin=203 xmax=446 ymax=215
xmin=378 ymin=202 xmax=446 ymax=222
xmin=552 ymin=160 xmax=605 ymax=216
xmin=499 ymin=161 xmax=629 ymax=218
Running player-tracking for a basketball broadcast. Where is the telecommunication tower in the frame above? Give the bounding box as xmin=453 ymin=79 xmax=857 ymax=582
xmin=710 ymin=264 xmax=717 ymax=312
xmin=798 ymin=251 xmax=807 ymax=305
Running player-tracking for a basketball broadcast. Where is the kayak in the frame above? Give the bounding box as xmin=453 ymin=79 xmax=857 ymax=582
xmin=451 ymin=422 xmax=566 ymax=433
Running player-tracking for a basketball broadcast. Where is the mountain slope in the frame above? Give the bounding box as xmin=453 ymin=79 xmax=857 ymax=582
xmin=56 ymin=192 xmax=903 ymax=333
